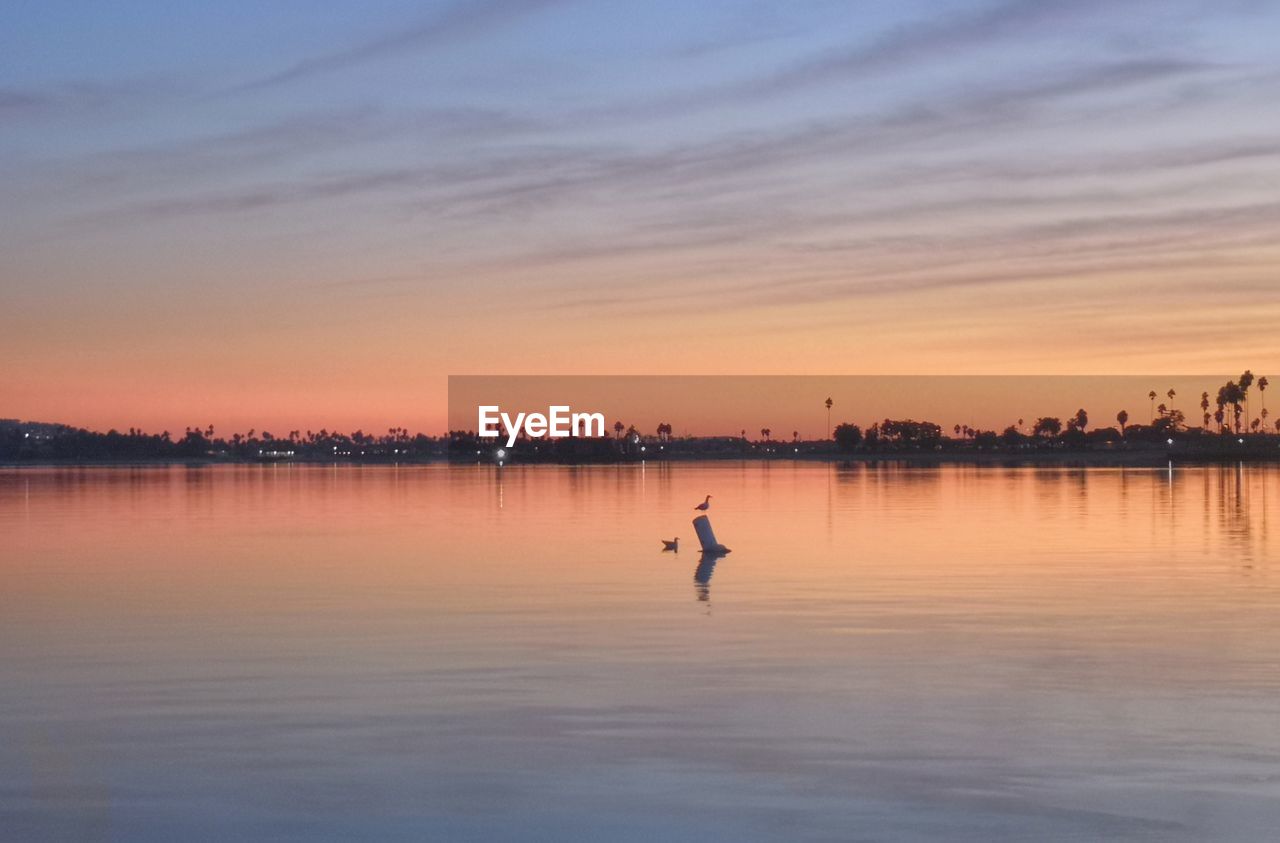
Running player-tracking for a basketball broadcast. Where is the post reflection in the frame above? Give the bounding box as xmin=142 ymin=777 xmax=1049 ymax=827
xmin=693 ymin=552 xmax=720 ymax=602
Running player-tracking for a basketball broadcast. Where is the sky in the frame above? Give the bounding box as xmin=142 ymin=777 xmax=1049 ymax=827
xmin=3 ymin=0 xmax=1279 ymax=434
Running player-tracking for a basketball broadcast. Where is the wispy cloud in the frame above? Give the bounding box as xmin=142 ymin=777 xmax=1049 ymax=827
xmin=0 ymin=76 xmax=192 ymax=123
xmin=583 ymin=0 xmax=1205 ymax=121
xmin=230 ymin=0 xmax=568 ymax=93
xmin=42 ymin=105 xmax=540 ymax=194
xmin=60 ymin=57 xmax=1227 ymax=236
xmin=0 ymin=88 xmax=48 ymax=116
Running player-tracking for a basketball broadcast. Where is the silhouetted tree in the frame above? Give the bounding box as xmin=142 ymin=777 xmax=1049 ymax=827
xmin=1218 ymin=381 xmax=1244 ymax=433
xmin=1240 ymin=370 xmax=1255 ymax=426
xmin=1116 ymin=410 xmax=1128 ymax=435
xmin=833 ymin=423 xmax=862 ymax=452
xmin=1033 ymin=417 xmax=1062 ymax=437
xmin=879 ymin=419 xmax=942 ymax=447
xmin=1153 ymin=409 xmax=1185 ymax=433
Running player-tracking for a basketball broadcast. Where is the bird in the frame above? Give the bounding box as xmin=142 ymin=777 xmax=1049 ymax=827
xmin=661 ymin=538 xmax=679 ymax=552
xmin=694 ymin=495 xmax=712 ymax=511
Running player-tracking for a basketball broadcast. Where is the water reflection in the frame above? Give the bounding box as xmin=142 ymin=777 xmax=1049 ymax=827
xmin=693 ymin=552 xmax=721 ymax=602
xmin=3 ymin=463 xmax=1280 ymax=841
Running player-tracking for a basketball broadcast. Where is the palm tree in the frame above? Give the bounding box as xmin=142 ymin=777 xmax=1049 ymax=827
xmin=1240 ymin=370 xmax=1255 ymax=426
xmin=1148 ymin=390 xmax=1157 ymax=422
xmin=1259 ymin=376 xmax=1269 ymax=416
xmin=613 ymin=420 xmax=624 ymax=439
xmin=1218 ymin=381 xmax=1245 ymax=433
xmin=825 ymin=397 xmax=833 ymax=439
xmin=1116 ymin=409 xmax=1128 ymax=435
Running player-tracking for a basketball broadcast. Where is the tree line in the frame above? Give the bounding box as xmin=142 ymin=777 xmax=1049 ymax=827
xmin=0 ymin=424 xmax=445 ymax=462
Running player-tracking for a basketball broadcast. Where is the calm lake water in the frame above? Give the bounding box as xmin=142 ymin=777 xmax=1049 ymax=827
xmin=2 ymin=463 xmax=1279 ymax=841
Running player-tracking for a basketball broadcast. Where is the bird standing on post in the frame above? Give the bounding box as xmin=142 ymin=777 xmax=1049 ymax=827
xmin=694 ymin=495 xmax=712 ymax=511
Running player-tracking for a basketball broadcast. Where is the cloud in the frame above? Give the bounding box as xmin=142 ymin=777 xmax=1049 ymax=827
xmin=231 ymin=0 xmax=567 ymax=93
xmin=0 ymin=88 xmax=48 ymax=115
xmin=49 ymin=105 xmax=539 ymax=192
xmin=0 ymin=77 xmax=190 ymax=122
xmin=583 ymin=0 xmax=1201 ymax=121
xmin=418 ymin=58 xmax=1222 ymax=221
xmin=62 ymin=57 xmax=1224 ymax=234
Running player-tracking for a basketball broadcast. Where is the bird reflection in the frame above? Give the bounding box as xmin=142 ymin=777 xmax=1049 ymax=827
xmin=693 ymin=550 xmax=726 ymax=602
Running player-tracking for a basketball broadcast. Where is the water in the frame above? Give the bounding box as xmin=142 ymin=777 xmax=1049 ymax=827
xmin=2 ymin=463 xmax=1278 ymax=841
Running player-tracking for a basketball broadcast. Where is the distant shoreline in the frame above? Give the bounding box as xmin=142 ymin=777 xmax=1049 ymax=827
xmin=5 ymin=449 xmax=1280 ymax=469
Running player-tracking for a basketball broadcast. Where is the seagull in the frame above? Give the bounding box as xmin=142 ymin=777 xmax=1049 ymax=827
xmin=661 ymin=538 xmax=679 ymax=552
xmin=694 ymin=495 xmax=712 ymax=511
